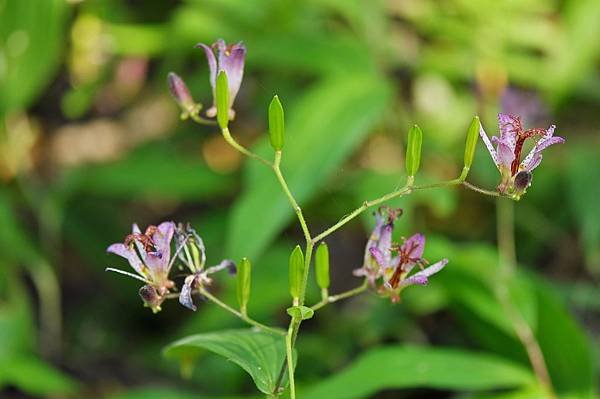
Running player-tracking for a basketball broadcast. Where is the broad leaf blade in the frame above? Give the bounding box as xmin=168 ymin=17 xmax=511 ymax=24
xmin=164 ymin=329 xmax=287 ymax=395
xmin=302 ymin=346 xmax=536 ymax=399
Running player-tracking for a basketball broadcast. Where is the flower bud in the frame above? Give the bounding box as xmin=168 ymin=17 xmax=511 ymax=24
xmin=289 ymin=245 xmax=304 ymax=303
xmin=315 ymin=242 xmax=330 ymax=290
xmin=167 ymin=72 xmax=198 ymax=118
xmin=462 ymin=116 xmax=480 ymax=175
xmin=216 ymin=70 xmax=229 ymax=129
xmin=405 ymin=125 xmax=423 ymax=178
xmin=237 ymin=258 xmax=251 ymax=314
xmin=268 ymin=95 xmax=285 ymax=151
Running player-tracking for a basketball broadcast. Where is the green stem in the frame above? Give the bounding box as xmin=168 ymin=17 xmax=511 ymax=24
xmin=221 ymin=127 xmax=272 ymax=167
xmin=285 ymin=319 xmax=299 ymax=399
xmin=310 ymin=279 xmax=369 ymax=311
xmin=495 ymin=199 xmax=555 ymax=398
xmin=198 ymin=288 xmax=285 ymax=336
xmin=273 ymin=151 xmax=312 ymax=243
xmin=189 ymin=112 xmax=217 ymax=126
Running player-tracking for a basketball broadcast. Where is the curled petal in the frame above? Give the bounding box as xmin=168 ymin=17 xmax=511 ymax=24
xmin=179 ymin=274 xmax=199 ymax=311
xmin=480 ymin=125 xmax=499 ymax=168
xmin=107 ymin=243 xmax=144 ymax=276
xmin=220 ymin=43 xmax=246 ymax=105
xmin=195 ymin=43 xmax=218 ymax=93
xmin=397 ymin=274 xmax=429 ymax=288
xmin=416 ymin=258 xmax=448 ymax=278
xmin=521 ymin=125 xmax=564 ymax=171
xmin=402 ymin=233 xmax=425 ymax=260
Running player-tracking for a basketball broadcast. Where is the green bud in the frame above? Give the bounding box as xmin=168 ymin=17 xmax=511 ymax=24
xmin=289 ymin=245 xmax=304 ymax=302
xmin=216 ymin=70 xmax=229 ymax=129
xmin=315 ymin=242 xmax=330 ymax=290
xmin=268 ymin=95 xmax=285 ymax=151
xmin=286 ymin=305 xmax=314 ymax=320
xmin=463 ymin=116 xmax=480 ymax=172
xmin=237 ymin=257 xmax=252 ymax=314
xmin=405 ymin=124 xmax=423 ymax=177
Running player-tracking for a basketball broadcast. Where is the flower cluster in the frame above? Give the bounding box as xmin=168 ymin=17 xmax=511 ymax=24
xmin=106 ymin=221 xmax=234 ymax=313
xmin=480 ymin=113 xmax=565 ymax=198
xmin=354 ymin=207 xmax=448 ymax=303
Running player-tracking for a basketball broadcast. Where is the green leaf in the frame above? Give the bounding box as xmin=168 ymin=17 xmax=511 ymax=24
xmin=462 ymin=116 xmax=480 ymax=173
xmin=0 ymin=356 xmax=78 ymax=396
xmin=227 ymin=74 xmax=390 ymax=260
xmin=164 ymin=329 xmax=287 ymax=395
xmin=302 ymin=346 xmax=535 ymax=399
xmin=0 ymin=0 xmax=67 ymax=113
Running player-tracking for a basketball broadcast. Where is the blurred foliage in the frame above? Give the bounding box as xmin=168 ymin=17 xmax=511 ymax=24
xmin=0 ymin=0 xmax=599 ymax=398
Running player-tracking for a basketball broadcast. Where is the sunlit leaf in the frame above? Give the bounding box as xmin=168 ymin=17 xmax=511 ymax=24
xmin=164 ymin=329 xmax=287 ymax=395
xmin=301 ymin=346 xmax=536 ymax=399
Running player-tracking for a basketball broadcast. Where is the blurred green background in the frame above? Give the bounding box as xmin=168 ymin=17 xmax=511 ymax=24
xmin=1 ymin=0 xmax=599 ymax=398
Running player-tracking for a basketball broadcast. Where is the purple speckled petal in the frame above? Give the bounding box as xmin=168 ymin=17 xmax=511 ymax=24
xmin=523 ymin=153 xmax=543 ymax=172
xmin=397 ymin=274 xmax=429 ymax=288
xmin=377 ymin=224 xmax=393 ymax=266
xmin=152 ymin=221 xmax=175 ymax=262
xmin=416 ymin=258 xmax=448 ymax=278
xmin=492 ymin=136 xmax=515 ymax=169
xmin=497 ymin=113 xmax=520 ymax=151
xmin=179 ymin=274 xmax=198 ymax=311
xmin=402 ymin=233 xmax=425 ymax=260
xmin=107 ymin=243 xmax=144 ymax=276
xmin=479 ymin=125 xmax=499 ymax=167
xmin=369 ymin=247 xmax=386 ymax=268
xmin=521 ymin=125 xmax=564 ymax=171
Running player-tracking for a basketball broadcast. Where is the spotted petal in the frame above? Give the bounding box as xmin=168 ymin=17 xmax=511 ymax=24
xmin=479 ymin=124 xmax=499 ymax=168
xmin=497 ymin=113 xmax=521 ymax=151
xmin=179 ymin=274 xmax=199 ymax=311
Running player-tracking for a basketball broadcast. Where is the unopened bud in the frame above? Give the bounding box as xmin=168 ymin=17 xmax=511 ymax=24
xmin=237 ymin=258 xmax=251 ymax=315
xmin=315 ymin=242 xmax=330 ymax=290
xmin=268 ymin=95 xmax=285 ymax=151
xmin=405 ymin=125 xmax=423 ymax=178
xmin=462 ymin=116 xmax=480 ymax=177
xmin=216 ymin=70 xmax=229 ymax=129
xmin=168 ymin=72 xmax=197 ymax=117
xmin=289 ymin=245 xmax=304 ymax=303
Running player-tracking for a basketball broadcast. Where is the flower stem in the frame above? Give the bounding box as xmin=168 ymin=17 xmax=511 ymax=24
xmin=285 ymin=319 xmax=299 ymax=399
xmin=197 ymin=288 xmax=285 ymax=336
xmin=310 ymin=279 xmax=369 ymax=311
xmin=221 ymin=127 xmax=272 ymax=167
xmin=273 ymin=151 xmax=312 ymax=243
xmin=496 ymin=199 xmax=555 ymax=398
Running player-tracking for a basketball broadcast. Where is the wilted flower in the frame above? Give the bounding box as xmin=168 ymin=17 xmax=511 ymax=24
xmin=196 ymin=39 xmax=246 ymax=120
xmin=480 ymin=114 xmax=565 ymax=198
xmin=106 ymin=221 xmax=176 ymax=312
xmin=355 ymin=210 xmax=448 ymax=303
xmin=354 ymin=206 xmax=402 ymax=285
xmin=175 ymin=223 xmax=236 ymax=311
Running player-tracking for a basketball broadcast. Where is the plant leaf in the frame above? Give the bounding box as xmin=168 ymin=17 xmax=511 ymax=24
xmin=301 ymin=346 xmax=536 ymax=399
xmin=164 ymin=329 xmax=287 ymax=395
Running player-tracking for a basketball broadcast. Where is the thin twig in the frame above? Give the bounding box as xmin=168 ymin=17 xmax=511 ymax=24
xmin=310 ymin=279 xmax=369 ymax=311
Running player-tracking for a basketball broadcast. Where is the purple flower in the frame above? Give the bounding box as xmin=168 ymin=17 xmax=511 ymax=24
xmin=167 ymin=72 xmax=200 ymax=118
xmin=196 ymin=39 xmax=246 ymax=120
xmin=353 ymin=207 xmax=402 ymax=285
xmin=480 ymin=113 xmax=565 ymax=197
xmin=106 ymin=221 xmax=176 ymax=312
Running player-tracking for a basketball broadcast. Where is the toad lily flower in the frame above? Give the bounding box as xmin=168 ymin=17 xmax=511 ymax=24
xmin=175 ymin=223 xmax=236 ymax=311
xmin=196 ymin=39 xmax=246 ymax=120
xmin=480 ymin=114 xmax=565 ymax=198
xmin=379 ymin=234 xmax=448 ymax=303
xmin=106 ymin=221 xmax=176 ymax=312
xmin=354 ymin=206 xmax=403 ymax=285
